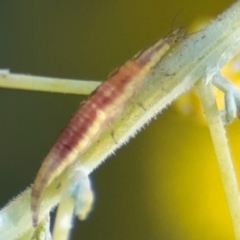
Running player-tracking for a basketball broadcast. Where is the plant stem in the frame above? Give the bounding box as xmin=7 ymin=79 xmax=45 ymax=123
xmin=53 ymin=197 xmax=74 ymax=240
xmin=0 ymin=73 xmax=100 ymax=95
xmin=196 ymin=80 xmax=240 ymax=239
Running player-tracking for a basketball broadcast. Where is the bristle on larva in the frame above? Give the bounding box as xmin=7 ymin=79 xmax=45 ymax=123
xmin=31 ymin=28 xmax=184 ymax=227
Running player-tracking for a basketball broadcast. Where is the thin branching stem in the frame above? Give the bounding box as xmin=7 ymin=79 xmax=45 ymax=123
xmin=0 ymin=73 xmax=100 ymax=95
xmin=196 ymin=80 xmax=240 ymax=239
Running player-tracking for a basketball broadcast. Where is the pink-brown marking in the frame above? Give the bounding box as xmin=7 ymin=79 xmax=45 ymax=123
xmin=31 ymin=28 xmax=184 ymax=226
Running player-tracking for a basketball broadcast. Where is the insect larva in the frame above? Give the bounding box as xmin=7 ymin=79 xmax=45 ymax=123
xmin=31 ymin=28 xmax=184 ymax=227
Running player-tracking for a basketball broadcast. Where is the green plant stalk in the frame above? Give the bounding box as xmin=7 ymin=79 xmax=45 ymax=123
xmin=0 ymin=73 xmax=100 ymax=95
xmin=1 ymin=1 xmax=240 ymax=239
xmin=53 ymin=197 xmax=74 ymax=240
xmin=196 ymin=80 xmax=240 ymax=239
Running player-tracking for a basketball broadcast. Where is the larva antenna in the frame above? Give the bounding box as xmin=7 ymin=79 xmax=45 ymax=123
xmin=170 ymin=10 xmax=184 ymax=33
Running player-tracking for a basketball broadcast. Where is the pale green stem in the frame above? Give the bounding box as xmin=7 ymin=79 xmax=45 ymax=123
xmin=196 ymin=80 xmax=240 ymax=240
xmin=1 ymin=1 xmax=240 ymax=239
xmin=52 ymin=169 xmax=79 ymax=240
xmin=53 ymin=197 xmax=74 ymax=240
xmin=0 ymin=73 xmax=100 ymax=95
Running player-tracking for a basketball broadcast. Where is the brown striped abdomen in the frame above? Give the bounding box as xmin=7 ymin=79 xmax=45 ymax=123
xmin=31 ymin=60 xmax=146 ymax=226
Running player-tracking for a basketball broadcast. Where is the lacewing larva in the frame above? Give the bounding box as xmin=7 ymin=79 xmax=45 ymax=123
xmin=31 ymin=28 xmax=185 ymax=227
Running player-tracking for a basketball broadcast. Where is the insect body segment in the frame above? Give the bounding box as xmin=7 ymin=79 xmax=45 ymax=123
xmin=31 ymin=28 xmax=184 ymax=227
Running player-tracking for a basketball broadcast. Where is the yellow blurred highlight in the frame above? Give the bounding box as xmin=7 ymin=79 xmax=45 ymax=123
xmin=175 ymin=89 xmax=204 ymax=123
xmin=144 ymin=18 xmax=240 ymax=239
xmin=143 ymin=110 xmax=235 ymax=239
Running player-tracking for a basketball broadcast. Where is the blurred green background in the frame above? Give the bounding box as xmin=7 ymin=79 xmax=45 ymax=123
xmin=0 ymin=0 xmax=239 ymax=239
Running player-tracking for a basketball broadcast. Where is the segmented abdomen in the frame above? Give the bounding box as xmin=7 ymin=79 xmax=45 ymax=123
xmin=31 ymin=60 xmax=145 ymax=226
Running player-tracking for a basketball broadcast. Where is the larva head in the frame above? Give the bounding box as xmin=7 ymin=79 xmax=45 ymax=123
xmin=133 ymin=28 xmax=186 ymax=68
